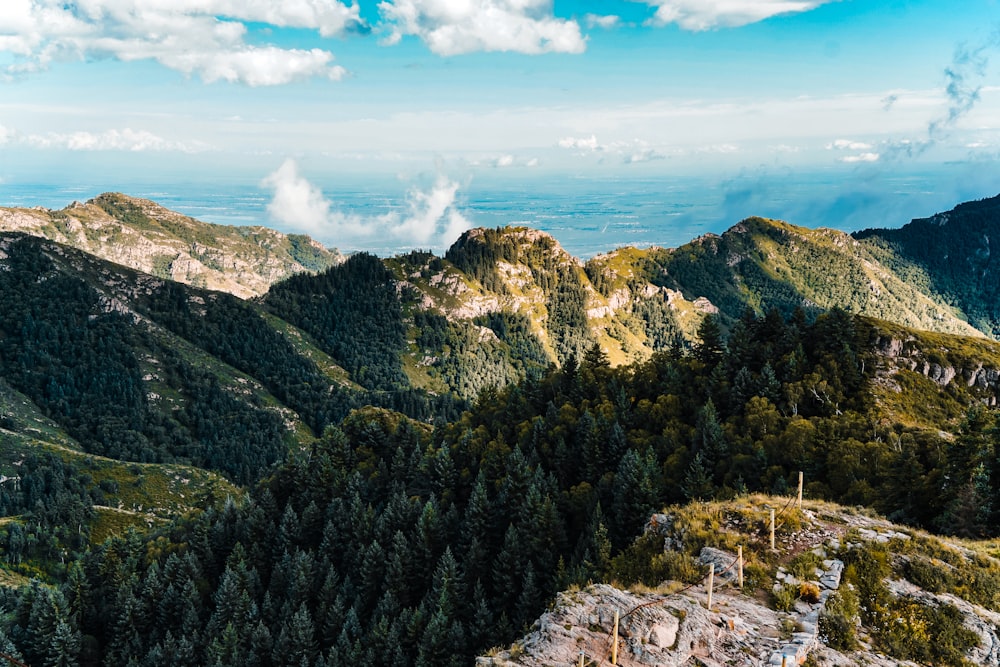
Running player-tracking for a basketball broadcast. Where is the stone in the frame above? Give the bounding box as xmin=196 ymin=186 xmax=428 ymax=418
xmin=647 ymin=619 xmax=679 ymax=648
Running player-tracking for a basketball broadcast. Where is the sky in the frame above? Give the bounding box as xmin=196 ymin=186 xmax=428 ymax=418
xmin=1 ymin=0 xmax=999 ymax=254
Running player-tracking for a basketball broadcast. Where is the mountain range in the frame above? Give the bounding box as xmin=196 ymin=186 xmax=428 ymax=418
xmin=0 ymin=190 xmax=999 ymax=666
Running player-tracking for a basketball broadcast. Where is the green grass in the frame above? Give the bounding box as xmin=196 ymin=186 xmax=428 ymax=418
xmin=0 ymin=429 xmax=238 ymax=536
xmin=90 ymin=507 xmax=160 ymax=544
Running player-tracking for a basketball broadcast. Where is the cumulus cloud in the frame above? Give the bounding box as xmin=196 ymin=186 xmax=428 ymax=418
xmin=25 ymin=128 xmax=210 ymax=152
xmin=623 ymin=148 xmax=665 ymax=164
xmin=377 ymin=0 xmax=586 ymax=55
xmin=839 ymin=152 xmax=880 ymax=163
xmin=558 ymin=135 xmax=602 ymax=151
xmin=585 ymin=14 xmax=621 ymax=29
xmin=261 ymin=158 xmax=472 ymax=250
xmin=826 ymin=139 xmax=873 ymax=151
xmin=0 ymin=124 xmax=12 ymax=145
xmin=469 ymin=153 xmax=537 ymax=168
xmin=641 ymin=0 xmax=836 ymax=30
xmin=0 ymin=0 xmax=362 ymax=84
xmin=826 ymin=138 xmax=880 ymax=164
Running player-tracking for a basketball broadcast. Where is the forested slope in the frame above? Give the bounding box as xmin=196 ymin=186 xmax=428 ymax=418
xmin=4 ymin=305 xmax=1000 ymax=666
xmin=855 ymin=193 xmax=1000 ymax=337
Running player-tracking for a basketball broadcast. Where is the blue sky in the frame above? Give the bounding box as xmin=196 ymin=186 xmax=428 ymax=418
xmin=1 ymin=1 xmax=999 ymax=252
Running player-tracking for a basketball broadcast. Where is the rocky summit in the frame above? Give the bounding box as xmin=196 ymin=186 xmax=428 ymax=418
xmin=482 ymin=498 xmax=1000 ymax=667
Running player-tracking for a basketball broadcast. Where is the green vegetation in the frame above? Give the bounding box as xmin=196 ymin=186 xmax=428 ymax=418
xmin=2 ymin=305 xmax=975 ymax=667
xmin=446 ymin=227 xmax=593 ymax=363
xmin=856 ymin=193 xmax=1000 ymax=337
xmin=1 ymin=191 xmax=1000 ymax=666
xmin=265 ymin=252 xmax=412 ymax=391
xmin=838 ymin=539 xmax=980 ymax=666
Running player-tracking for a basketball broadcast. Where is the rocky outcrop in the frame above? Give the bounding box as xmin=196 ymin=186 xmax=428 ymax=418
xmin=477 ymin=583 xmax=781 ymax=667
xmin=486 ymin=502 xmax=1000 ymax=667
xmin=876 ymin=334 xmax=1000 ymax=405
xmin=0 ymin=194 xmax=342 ymax=299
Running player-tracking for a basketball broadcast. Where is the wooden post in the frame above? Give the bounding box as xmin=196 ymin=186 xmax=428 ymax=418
xmin=770 ymin=509 xmax=776 ymax=550
xmin=578 ymin=649 xmax=585 ymax=667
xmin=707 ymin=563 xmax=714 ymax=611
xmin=780 ymin=655 xmax=787 ymax=667
xmin=611 ymin=610 xmax=619 ymax=666
xmin=797 ymin=471 xmax=803 ymax=509
xmin=737 ymin=545 xmax=744 ymax=590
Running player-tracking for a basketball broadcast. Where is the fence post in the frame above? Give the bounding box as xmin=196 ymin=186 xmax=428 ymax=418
xmin=578 ymin=649 xmax=585 ymax=667
xmin=797 ymin=471 xmax=803 ymax=509
xmin=770 ymin=508 xmax=776 ymax=551
xmin=707 ymin=563 xmax=714 ymax=611
xmin=737 ymin=545 xmax=744 ymax=590
xmin=611 ymin=609 xmax=620 ymax=665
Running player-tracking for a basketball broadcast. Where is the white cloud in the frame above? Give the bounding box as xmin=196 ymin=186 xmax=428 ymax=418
xmin=261 ymin=158 xmax=471 ymax=250
xmin=585 ymin=14 xmax=620 ymax=29
xmin=558 ymin=135 xmax=601 ymax=151
xmin=698 ymin=143 xmax=740 ymax=154
xmin=642 ymin=0 xmax=836 ymax=30
xmin=839 ymin=152 xmax=880 ymax=163
xmin=623 ymin=148 xmax=665 ymax=164
xmin=0 ymin=124 xmax=12 ymax=145
xmin=377 ymin=0 xmax=586 ymax=55
xmin=826 ymin=139 xmax=872 ymax=150
xmin=494 ymin=154 xmax=515 ymax=167
xmin=0 ymin=0 xmax=361 ymax=84
xmin=558 ymin=134 xmax=684 ymax=163
xmin=23 ymin=128 xmax=210 ymax=152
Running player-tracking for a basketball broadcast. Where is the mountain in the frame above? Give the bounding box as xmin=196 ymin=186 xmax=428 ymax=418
xmin=855 ymin=193 xmax=1000 ymax=337
xmin=0 ymin=192 xmax=999 ymax=666
xmin=0 ymin=192 xmax=343 ymax=298
xmin=0 ymin=230 xmax=463 ymax=580
xmin=4 ymin=192 xmax=998 ymax=399
xmin=607 ymin=216 xmax=983 ymax=338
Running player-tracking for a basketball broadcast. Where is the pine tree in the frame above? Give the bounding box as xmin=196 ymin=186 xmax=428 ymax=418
xmin=682 ymin=451 xmax=715 ymax=501
xmin=44 ymin=619 xmax=80 ymax=667
xmin=275 ymin=603 xmax=318 ymax=667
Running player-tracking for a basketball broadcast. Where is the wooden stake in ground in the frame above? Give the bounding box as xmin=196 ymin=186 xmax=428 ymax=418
xmin=737 ymin=545 xmax=744 ymax=590
xmin=611 ymin=610 xmax=619 ymax=666
xmin=578 ymin=649 xmax=585 ymax=667
xmin=770 ymin=508 xmax=776 ymax=550
xmin=797 ymin=471 xmax=803 ymax=509
xmin=707 ymin=563 xmax=715 ymax=611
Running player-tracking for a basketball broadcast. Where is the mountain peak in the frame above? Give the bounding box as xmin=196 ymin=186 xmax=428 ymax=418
xmin=0 ymin=192 xmax=342 ymax=298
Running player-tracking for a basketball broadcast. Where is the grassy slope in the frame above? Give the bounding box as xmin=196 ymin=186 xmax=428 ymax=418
xmin=0 ymin=379 xmax=238 ymax=543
